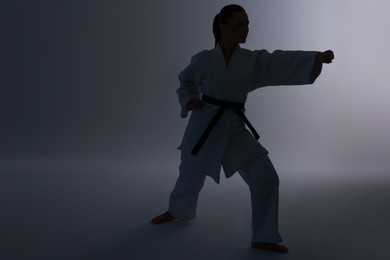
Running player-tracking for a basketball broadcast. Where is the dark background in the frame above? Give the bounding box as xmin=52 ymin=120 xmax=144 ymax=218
xmin=2 ymin=0 xmax=390 ymax=173
xmin=1 ymin=0 xmax=389 ymax=259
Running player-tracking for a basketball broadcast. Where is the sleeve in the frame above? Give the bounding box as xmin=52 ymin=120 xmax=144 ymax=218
xmin=251 ymin=50 xmax=322 ymax=91
xmin=176 ymin=51 xmax=205 ymax=118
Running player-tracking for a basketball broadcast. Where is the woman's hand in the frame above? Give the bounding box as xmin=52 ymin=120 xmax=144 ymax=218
xmin=187 ymin=98 xmax=204 ymax=110
xmin=317 ymin=50 xmax=335 ymax=64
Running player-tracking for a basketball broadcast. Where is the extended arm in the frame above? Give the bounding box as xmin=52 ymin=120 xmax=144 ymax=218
xmin=252 ymin=49 xmax=334 ymax=90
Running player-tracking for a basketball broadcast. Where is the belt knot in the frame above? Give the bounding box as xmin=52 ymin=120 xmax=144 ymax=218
xmin=191 ymin=95 xmax=260 ymax=156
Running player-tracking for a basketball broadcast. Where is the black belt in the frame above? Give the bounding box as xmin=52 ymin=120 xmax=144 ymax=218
xmin=191 ymin=95 xmax=260 ymax=156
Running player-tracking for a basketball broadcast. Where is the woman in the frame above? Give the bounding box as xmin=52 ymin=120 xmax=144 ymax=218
xmin=152 ymin=4 xmax=334 ymax=253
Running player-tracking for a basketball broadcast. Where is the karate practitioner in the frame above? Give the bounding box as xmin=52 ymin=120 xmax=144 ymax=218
xmin=151 ymin=4 xmax=334 ymax=253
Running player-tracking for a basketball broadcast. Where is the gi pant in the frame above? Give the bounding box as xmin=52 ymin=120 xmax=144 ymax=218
xmin=168 ymin=153 xmax=282 ymax=243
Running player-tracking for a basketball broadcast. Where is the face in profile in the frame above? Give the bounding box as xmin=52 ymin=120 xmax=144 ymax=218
xmin=220 ymin=11 xmax=249 ymax=44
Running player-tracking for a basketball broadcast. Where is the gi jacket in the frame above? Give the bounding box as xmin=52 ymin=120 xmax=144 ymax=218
xmin=177 ymin=44 xmax=322 ymax=183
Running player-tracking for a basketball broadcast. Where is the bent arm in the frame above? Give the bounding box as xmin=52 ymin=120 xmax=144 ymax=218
xmin=177 ymin=53 xmax=204 ymax=118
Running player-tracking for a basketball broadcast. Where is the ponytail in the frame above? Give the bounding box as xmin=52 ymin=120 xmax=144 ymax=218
xmin=213 ymin=14 xmax=221 ymax=47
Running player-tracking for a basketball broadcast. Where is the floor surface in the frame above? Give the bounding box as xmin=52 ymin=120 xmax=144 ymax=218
xmin=1 ymin=157 xmax=389 ymax=260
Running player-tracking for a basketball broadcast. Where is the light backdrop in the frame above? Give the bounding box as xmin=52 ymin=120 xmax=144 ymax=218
xmin=2 ymin=0 xmax=389 ymax=176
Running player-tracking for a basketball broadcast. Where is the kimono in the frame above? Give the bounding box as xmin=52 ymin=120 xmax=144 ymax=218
xmin=177 ymin=44 xmax=322 ymax=183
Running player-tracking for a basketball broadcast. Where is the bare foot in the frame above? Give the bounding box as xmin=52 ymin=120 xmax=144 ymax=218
xmin=151 ymin=211 xmax=175 ymax=225
xmin=251 ymin=242 xmax=289 ymax=253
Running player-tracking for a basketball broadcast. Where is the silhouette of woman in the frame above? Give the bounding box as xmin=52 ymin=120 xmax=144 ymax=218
xmin=152 ymin=4 xmax=334 ymax=253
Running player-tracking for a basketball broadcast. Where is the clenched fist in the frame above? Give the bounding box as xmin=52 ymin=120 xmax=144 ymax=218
xmin=317 ymin=50 xmax=335 ymax=64
xmin=187 ymin=98 xmax=204 ymax=110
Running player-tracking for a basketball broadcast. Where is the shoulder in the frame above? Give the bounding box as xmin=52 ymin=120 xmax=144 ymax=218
xmin=238 ymin=47 xmax=270 ymax=57
xmin=235 ymin=48 xmax=271 ymax=64
xmin=191 ymin=49 xmax=211 ymax=60
xmin=188 ymin=49 xmax=213 ymax=68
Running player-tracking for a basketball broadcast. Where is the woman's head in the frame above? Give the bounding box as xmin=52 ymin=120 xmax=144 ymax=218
xmin=213 ymin=4 xmax=249 ymax=47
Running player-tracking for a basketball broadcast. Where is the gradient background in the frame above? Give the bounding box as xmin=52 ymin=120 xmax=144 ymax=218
xmin=1 ymin=0 xmax=389 ymax=259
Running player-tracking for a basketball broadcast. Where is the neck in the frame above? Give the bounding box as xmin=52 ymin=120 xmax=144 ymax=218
xmin=219 ymin=40 xmax=239 ymax=55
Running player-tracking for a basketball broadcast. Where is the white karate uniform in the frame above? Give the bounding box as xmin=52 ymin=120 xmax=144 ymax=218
xmin=169 ymin=44 xmax=322 ymax=243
